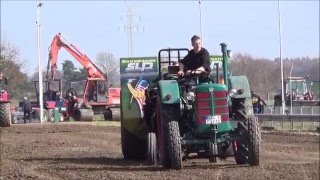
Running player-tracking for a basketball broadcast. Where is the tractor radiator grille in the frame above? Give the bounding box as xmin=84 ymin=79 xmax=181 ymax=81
xmin=196 ymin=91 xmax=229 ymax=124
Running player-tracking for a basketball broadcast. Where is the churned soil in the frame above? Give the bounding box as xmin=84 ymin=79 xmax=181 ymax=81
xmin=0 ymin=122 xmax=319 ymax=180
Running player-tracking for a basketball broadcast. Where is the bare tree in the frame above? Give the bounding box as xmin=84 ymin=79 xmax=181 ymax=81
xmin=0 ymin=41 xmax=30 ymax=99
xmin=95 ymin=52 xmax=120 ymax=87
xmin=0 ymin=41 xmax=25 ymax=70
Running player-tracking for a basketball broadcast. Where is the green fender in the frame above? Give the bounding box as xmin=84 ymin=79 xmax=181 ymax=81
xmin=158 ymin=80 xmax=181 ymax=104
xmin=229 ymin=76 xmax=251 ymax=98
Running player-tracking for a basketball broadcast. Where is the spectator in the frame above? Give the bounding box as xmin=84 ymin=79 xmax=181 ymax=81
xmin=251 ymin=91 xmax=267 ymax=114
xmin=23 ymin=97 xmax=32 ymax=123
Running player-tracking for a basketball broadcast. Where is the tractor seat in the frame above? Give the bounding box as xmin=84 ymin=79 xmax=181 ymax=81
xmin=168 ymin=65 xmax=179 ymax=74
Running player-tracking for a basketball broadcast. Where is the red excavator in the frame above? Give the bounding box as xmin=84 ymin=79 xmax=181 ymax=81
xmin=47 ymin=32 xmax=120 ymax=121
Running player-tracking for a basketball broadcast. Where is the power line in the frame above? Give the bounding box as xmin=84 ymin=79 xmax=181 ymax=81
xmin=119 ymin=3 xmax=143 ymax=58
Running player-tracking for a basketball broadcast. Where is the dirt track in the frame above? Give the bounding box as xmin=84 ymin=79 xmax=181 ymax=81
xmin=0 ymin=122 xmax=319 ymax=180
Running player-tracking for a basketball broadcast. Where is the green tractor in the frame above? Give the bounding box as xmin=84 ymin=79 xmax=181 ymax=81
xmin=120 ymin=43 xmax=260 ymax=170
xmin=274 ymin=76 xmax=319 ymax=107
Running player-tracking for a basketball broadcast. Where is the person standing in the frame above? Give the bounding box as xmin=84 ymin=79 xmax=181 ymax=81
xmin=23 ymin=97 xmax=32 ymax=123
xmin=251 ymin=91 xmax=267 ymax=114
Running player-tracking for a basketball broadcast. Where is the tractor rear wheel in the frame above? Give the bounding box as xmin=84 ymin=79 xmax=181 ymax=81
xmin=158 ymin=101 xmax=170 ymax=168
xmin=232 ymin=97 xmax=260 ymax=166
xmin=0 ymin=102 xmax=11 ymax=127
xmin=121 ymin=122 xmax=147 ymax=160
xmin=147 ymin=132 xmax=157 ymax=165
xmin=234 ymin=115 xmax=260 ymax=166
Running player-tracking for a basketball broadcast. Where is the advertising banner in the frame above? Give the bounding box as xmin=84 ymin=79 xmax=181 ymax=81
xmin=120 ymin=57 xmax=159 ymax=138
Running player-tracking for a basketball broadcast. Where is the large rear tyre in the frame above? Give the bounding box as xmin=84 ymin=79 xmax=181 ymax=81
xmin=234 ymin=115 xmax=260 ymax=166
xmin=0 ymin=103 xmax=11 ymax=127
xmin=232 ymin=97 xmax=260 ymax=165
xmin=121 ymin=122 xmax=147 ymax=160
xmin=147 ymin=132 xmax=157 ymax=165
xmin=72 ymin=108 xmax=94 ymax=121
xmin=158 ymin=101 xmax=170 ymax=168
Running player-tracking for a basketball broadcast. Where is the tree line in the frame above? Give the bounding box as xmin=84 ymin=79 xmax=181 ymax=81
xmin=1 ymin=41 xmax=319 ymax=105
xmin=229 ymin=53 xmax=319 ymax=100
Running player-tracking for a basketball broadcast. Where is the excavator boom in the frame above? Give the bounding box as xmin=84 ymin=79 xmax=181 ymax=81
xmin=47 ymin=33 xmax=106 ymax=81
xmin=46 ymin=32 xmax=119 ymax=121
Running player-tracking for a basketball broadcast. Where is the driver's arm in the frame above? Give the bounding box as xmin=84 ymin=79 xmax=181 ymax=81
xmin=179 ymin=63 xmax=184 ymax=72
xmin=197 ymin=49 xmax=211 ymax=74
xmin=194 ymin=66 xmax=205 ymax=73
xmin=178 ymin=57 xmax=187 ymax=76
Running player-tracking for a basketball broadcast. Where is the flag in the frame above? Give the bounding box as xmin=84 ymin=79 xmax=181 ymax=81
xmin=134 ymin=79 xmax=149 ymax=110
xmin=127 ymin=77 xmax=149 ymax=118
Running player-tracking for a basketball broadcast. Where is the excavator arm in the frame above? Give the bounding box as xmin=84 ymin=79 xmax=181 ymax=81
xmin=45 ymin=32 xmax=118 ymax=121
xmin=47 ymin=33 xmax=106 ymax=81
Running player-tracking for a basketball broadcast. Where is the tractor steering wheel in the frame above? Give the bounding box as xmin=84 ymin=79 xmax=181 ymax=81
xmin=184 ymin=70 xmax=214 ymax=83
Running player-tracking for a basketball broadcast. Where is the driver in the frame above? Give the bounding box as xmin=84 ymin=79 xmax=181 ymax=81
xmin=177 ymin=35 xmax=211 ymax=77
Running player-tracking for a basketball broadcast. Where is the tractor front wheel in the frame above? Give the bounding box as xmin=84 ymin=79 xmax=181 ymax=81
xmin=159 ymin=102 xmax=182 ymax=170
xmin=167 ymin=120 xmax=182 ymax=169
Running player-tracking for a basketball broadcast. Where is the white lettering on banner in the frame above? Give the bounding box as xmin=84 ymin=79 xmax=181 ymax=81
xmin=125 ymin=62 xmax=154 ymax=72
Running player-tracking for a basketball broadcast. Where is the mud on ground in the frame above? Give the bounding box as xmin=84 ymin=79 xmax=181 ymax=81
xmin=0 ymin=122 xmax=319 ymax=180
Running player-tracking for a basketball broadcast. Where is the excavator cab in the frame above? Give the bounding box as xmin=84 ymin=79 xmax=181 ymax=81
xmin=32 ymin=79 xmax=62 ymax=107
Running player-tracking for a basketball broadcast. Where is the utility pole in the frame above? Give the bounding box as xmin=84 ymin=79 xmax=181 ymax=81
xmin=277 ymin=0 xmax=286 ymax=115
xmin=198 ymin=0 xmax=203 ymax=44
xmin=36 ymin=0 xmax=44 ymax=122
xmin=289 ymin=64 xmax=294 ymax=114
xmin=120 ymin=3 xmax=143 ymax=58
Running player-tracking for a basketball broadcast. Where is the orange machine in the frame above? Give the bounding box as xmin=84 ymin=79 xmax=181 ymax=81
xmin=47 ymin=32 xmax=120 ymax=121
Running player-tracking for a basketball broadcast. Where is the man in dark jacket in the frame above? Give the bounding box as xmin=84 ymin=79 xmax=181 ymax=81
xmin=251 ymin=91 xmax=267 ymax=114
xmin=177 ymin=35 xmax=211 ymax=77
xmin=23 ymin=97 xmax=32 ymax=123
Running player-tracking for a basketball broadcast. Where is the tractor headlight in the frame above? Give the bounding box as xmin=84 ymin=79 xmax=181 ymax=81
xmin=229 ymin=89 xmax=237 ymax=97
xmin=186 ymin=92 xmax=195 ymax=101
